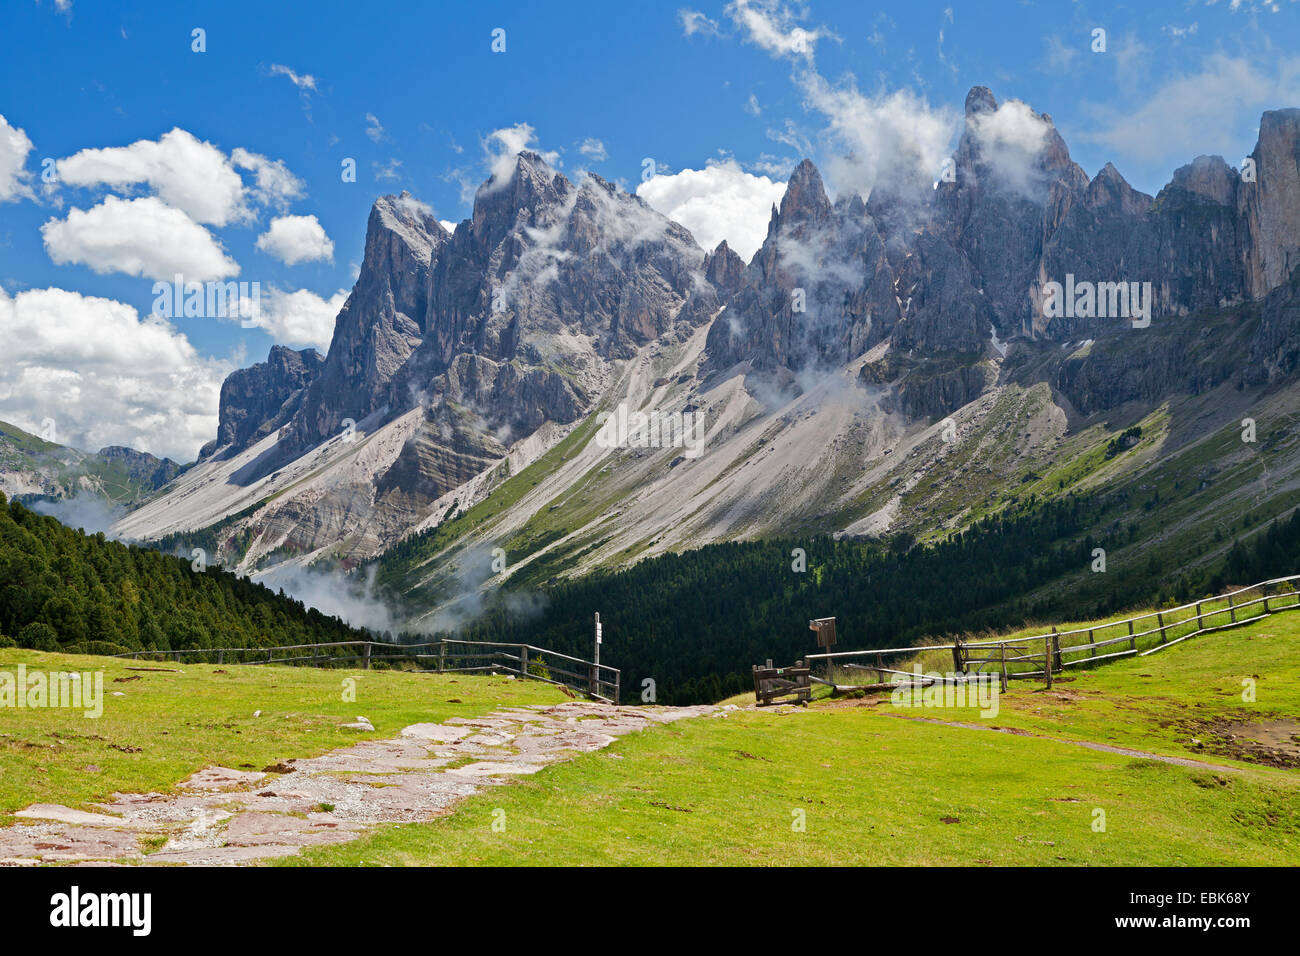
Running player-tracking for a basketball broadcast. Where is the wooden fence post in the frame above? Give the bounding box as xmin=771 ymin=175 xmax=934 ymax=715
xmin=1088 ymin=628 xmax=1096 ymax=658
xmin=217 ymin=649 xmax=224 ymax=665
xmin=1052 ymin=630 xmax=1062 ymax=671
xmin=1157 ymin=611 xmax=1166 ymax=644
xmin=951 ymin=638 xmax=964 ymax=675
xmin=998 ymin=643 xmax=1008 ymax=694
xmin=1044 ymin=635 xmax=1053 ymax=688
xmin=1195 ymin=601 xmax=1203 ymax=630
xmin=363 ymin=642 xmax=371 ymax=670
xmin=1127 ymin=619 xmax=1135 ymax=651
xmin=1228 ymin=592 xmax=1237 ymax=624
xmin=439 ymin=641 xmax=446 ymax=673
xmin=519 ymin=645 xmax=528 ymax=680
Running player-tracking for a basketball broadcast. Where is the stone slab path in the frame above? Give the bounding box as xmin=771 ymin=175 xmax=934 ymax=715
xmin=0 ymin=701 xmax=716 ymax=866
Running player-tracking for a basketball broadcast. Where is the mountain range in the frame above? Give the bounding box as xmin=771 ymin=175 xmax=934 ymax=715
xmin=12 ymin=86 xmax=1300 ymax=632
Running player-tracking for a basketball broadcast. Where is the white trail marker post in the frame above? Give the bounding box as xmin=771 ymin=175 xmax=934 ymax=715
xmin=592 ymin=612 xmax=602 ymax=698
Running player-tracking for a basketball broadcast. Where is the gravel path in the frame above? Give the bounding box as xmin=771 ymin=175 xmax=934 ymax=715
xmin=0 ymin=701 xmax=715 ymax=866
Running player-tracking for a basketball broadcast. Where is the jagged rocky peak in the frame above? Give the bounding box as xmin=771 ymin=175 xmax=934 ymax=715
xmin=771 ymin=159 xmax=835 ymax=231
xmin=1241 ymin=108 xmax=1300 ymax=297
xmin=289 ymin=193 xmax=448 ymax=450
xmin=470 ymin=150 xmax=573 ymax=246
xmin=964 ymin=85 xmax=998 ymax=117
xmin=1085 ymin=162 xmax=1153 ymax=215
xmin=201 ymin=345 xmax=323 ymax=459
xmin=949 ymin=86 xmax=1088 ymax=198
xmin=703 ymin=240 xmax=745 ymax=298
xmin=369 ymin=191 xmax=449 ymax=267
xmin=705 ymin=156 xmax=901 ymax=375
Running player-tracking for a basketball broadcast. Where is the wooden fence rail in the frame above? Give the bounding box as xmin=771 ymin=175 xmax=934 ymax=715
xmin=806 ymin=574 xmax=1300 ymax=691
xmin=111 ymin=638 xmax=620 ymax=704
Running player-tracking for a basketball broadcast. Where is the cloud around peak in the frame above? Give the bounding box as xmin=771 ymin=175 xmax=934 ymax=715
xmin=637 ymin=159 xmax=787 ymax=261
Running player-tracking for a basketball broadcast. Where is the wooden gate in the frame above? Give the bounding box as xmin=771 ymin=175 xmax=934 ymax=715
xmin=752 ymin=658 xmax=812 ymax=706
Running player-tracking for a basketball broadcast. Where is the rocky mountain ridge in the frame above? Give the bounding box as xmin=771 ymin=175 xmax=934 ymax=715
xmin=110 ymin=88 xmax=1300 ymax=618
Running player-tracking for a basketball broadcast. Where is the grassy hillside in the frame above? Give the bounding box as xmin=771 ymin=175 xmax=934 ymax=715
xmin=289 ymin=613 xmax=1300 ymax=866
xmin=0 ymin=419 xmax=181 ymax=507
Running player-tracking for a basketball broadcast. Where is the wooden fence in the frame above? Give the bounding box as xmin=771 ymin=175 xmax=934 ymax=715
xmin=112 ymin=638 xmax=620 ymax=704
xmin=805 ymin=575 xmax=1300 ymax=693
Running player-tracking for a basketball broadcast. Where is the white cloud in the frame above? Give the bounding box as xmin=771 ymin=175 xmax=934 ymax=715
xmin=967 ymin=99 xmax=1053 ymax=198
xmin=718 ymin=2 xmax=954 ymax=203
xmin=231 ymin=147 xmax=305 ymax=209
xmin=373 ymin=158 xmax=403 ymax=182
xmin=1040 ymin=35 xmax=1078 ymax=73
xmin=480 ymin=123 xmax=561 ymax=194
xmin=1224 ymin=1 xmax=1290 ymax=13
xmin=800 ymin=72 xmax=958 ymax=202
xmin=725 ymin=0 xmax=833 ymax=63
xmin=0 ymin=113 xmax=35 ymax=203
xmin=55 ymin=128 xmax=250 ymax=226
xmin=579 ymin=137 xmax=607 ymax=161
xmin=269 ymin=64 xmax=318 ymax=92
xmin=637 ymin=159 xmax=786 ymax=261
xmin=365 ymin=113 xmax=386 ymax=143
xmin=1081 ymin=53 xmax=1300 ymax=167
xmin=255 ymin=214 xmax=334 ymax=266
xmin=236 ymin=287 xmax=347 ymax=352
xmin=0 ymin=285 xmax=233 ymax=461
xmin=42 ymin=196 xmax=239 ymax=280
xmin=679 ymin=9 xmax=721 ymax=37
xmin=744 ymin=93 xmax=762 ymax=116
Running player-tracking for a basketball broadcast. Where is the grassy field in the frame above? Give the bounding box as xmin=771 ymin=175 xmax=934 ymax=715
xmin=3 ymin=611 xmax=1297 ymax=866
xmin=285 ymin=614 xmax=1300 ymax=866
xmin=0 ymin=649 xmax=566 ymax=826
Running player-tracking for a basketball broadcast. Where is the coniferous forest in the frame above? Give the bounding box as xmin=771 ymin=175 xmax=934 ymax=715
xmin=0 ymin=493 xmax=366 ymax=655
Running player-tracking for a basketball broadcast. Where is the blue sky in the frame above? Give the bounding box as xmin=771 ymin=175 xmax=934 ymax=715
xmin=1 ymin=0 xmax=1298 ymax=460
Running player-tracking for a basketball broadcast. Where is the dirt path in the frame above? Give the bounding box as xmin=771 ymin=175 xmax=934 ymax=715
xmin=876 ymin=712 xmax=1248 ymax=773
xmin=0 ymin=701 xmax=715 ymax=866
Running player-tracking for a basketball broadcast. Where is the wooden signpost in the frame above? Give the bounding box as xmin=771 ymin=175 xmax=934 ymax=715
xmin=809 ymin=617 xmax=836 ymax=682
xmin=808 ymin=617 xmax=837 ymax=648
